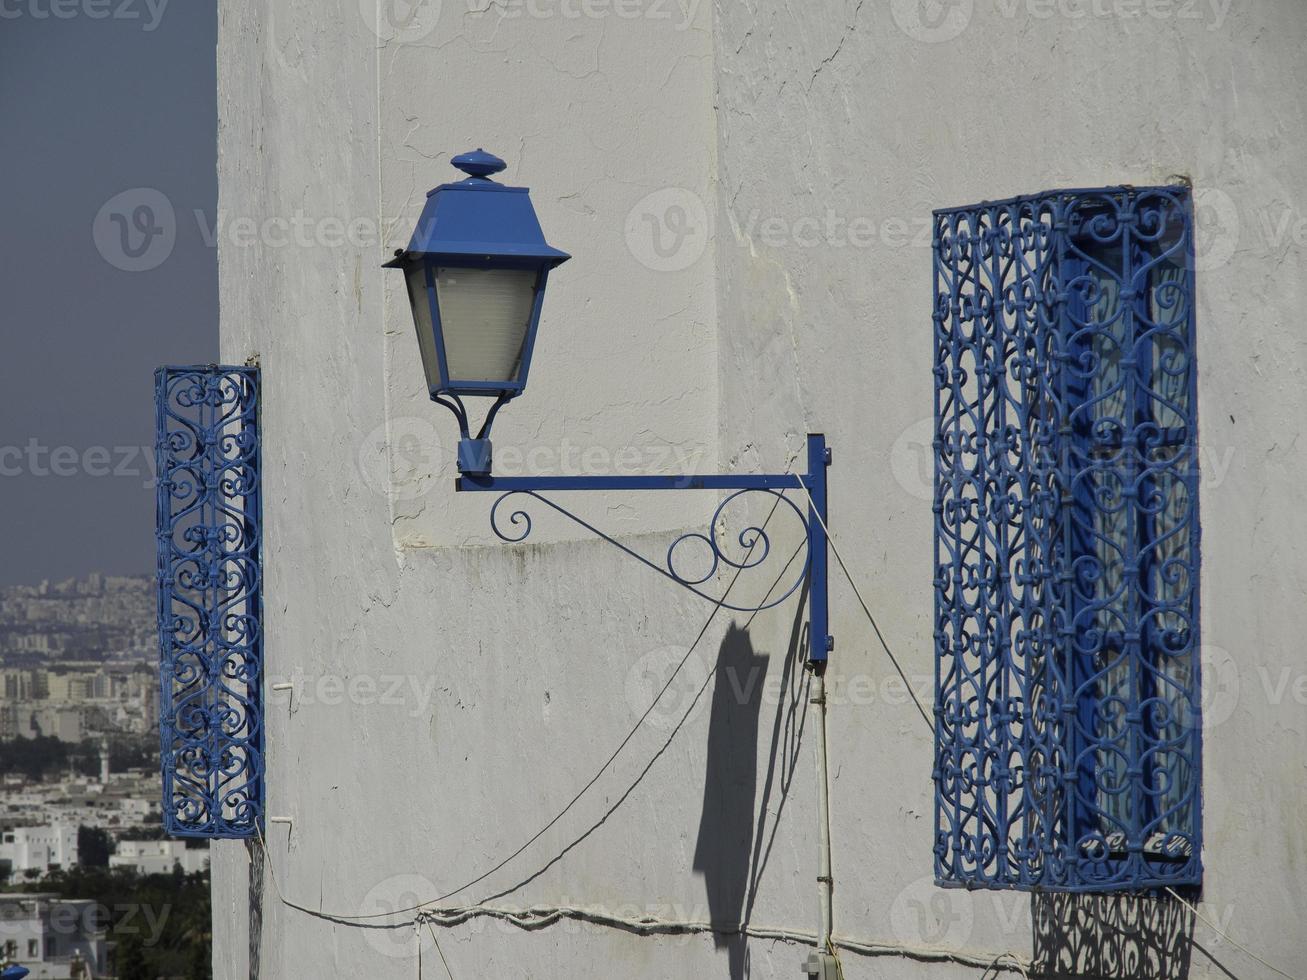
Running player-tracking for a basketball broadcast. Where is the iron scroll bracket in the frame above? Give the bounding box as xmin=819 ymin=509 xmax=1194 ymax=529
xmin=455 ymin=433 xmax=833 ymax=662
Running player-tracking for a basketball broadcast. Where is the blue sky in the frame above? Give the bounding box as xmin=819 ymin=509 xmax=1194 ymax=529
xmin=0 ymin=2 xmax=217 ymax=585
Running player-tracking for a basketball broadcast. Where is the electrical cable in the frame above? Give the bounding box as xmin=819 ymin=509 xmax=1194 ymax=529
xmin=468 ymin=538 xmax=809 ymax=907
xmin=413 ymin=903 xmax=1031 ymax=972
xmin=251 ymin=476 xmax=1045 ymax=977
xmin=253 ymin=505 xmax=1033 ymax=974
xmin=1165 ymin=887 xmax=1301 ymax=980
xmin=255 ymin=528 xmax=803 ymax=933
xmin=419 ymin=488 xmax=787 ymax=903
xmin=255 ymin=840 xmax=1030 ymax=974
xmin=433 ymin=489 xmax=793 ymax=900
xmin=793 ymin=468 xmax=1034 ymax=977
xmin=794 ymin=473 xmax=1299 ymax=980
xmin=978 ymin=951 xmax=1030 ymax=979
xmin=257 ymin=490 xmax=787 ymax=924
xmin=794 ymin=472 xmax=933 ymax=732
xmin=421 ymin=917 xmax=456 ymax=980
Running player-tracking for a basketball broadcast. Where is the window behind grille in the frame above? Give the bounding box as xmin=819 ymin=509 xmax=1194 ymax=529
xmin=155 ymin=365 xmax=264 ymax=839
xmin=932 ymin=187 xmax=1201 ymax=892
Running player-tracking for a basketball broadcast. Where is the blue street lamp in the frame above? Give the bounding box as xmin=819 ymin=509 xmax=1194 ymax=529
xmin=385 ymin=150 xmax=839 ymax=975
xmin=384 ymin=148 xmax=570 ymax=474
xmin=385 ymin=148 xmax=831 ymax=664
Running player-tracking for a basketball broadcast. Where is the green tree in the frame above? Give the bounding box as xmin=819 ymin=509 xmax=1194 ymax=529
xmin=15 ymin=862 xmax=211 ymax=977
xmin=77 ymin=826 xmax=113 ymax=867
xmin=117 ymin=934 xmax=150 ymax=980
xmin=0 ymin=736 xmax=70 ymax=779
xmin=186 ymin=930 xmax=212 ymax=980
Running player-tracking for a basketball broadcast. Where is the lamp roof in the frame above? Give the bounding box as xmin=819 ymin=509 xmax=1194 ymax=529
xmin=383 ymin=149 xmax=571 ymax=268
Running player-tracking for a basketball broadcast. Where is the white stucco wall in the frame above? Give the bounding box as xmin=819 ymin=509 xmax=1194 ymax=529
xmin=215 ymin=0 xmax=1307 ymax=976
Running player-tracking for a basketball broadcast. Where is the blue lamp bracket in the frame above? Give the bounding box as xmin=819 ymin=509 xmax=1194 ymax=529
xmin=455 ymin=433 xmax=833 ymax=666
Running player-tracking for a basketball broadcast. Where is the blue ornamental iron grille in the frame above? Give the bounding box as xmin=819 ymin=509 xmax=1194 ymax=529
xmin=931 ymin=186 xmax=1201 ymax=891
xmin=155 ymin=366 xmax=263 ymax=838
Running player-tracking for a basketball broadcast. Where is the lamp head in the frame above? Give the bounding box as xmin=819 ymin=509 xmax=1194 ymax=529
xmin=384 ymin=149 xmax=569 ymax=401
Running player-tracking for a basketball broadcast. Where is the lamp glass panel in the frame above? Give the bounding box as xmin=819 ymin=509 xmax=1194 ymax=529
xmin=435 ymin=267 xmax=537 ymax=384
xmin=406 ymin=265 xmax=443 ymax=390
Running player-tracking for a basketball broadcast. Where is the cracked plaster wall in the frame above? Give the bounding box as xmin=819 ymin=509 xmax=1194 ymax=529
xmin=212 ymin=0 xmax=1307 ymax=977
xmin=710 ymin=0 xmax=1307 ymax=976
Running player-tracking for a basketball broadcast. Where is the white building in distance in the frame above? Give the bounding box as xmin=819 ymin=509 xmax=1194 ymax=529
xmin=0 ymin=827 xmax=76 ymax=878
xmin=0 ymin=706 xmax=83 ymax=744
xmin=110 ymin=840 xmax=209 ymax=876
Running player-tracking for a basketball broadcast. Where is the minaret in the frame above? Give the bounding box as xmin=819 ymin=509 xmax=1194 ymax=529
xmin=99 ymin=738 xmax=110 ymax=784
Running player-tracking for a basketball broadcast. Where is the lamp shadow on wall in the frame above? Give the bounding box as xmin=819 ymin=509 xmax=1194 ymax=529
xmin=1031 ymin=890 xmax=1197 ymax=979
xmin=693 ymin=581 xmax=812 ymax=980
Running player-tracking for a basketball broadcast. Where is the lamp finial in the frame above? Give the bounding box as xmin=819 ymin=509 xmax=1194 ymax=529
xmin=451 ymin=148 xmax=507 ymax=179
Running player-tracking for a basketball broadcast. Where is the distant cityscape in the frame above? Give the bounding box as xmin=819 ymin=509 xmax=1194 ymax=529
xmin=0 ymin=573 xmax=208 ymax=980
xmin=1 ymin=574 xmax=157 ymax=744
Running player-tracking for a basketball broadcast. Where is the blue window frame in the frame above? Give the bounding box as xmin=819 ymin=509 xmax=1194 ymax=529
xmin=931 ymin=187 xmax=1201 ymax=891
xmin=155 ymin=365 xmax=263 ymax=838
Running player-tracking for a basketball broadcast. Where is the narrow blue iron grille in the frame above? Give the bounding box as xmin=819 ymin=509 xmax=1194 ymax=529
xmin=155 ymin=365 xmax=263 ymax=838
xmin=932 ymin=187 xmax=1201 ymax=891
